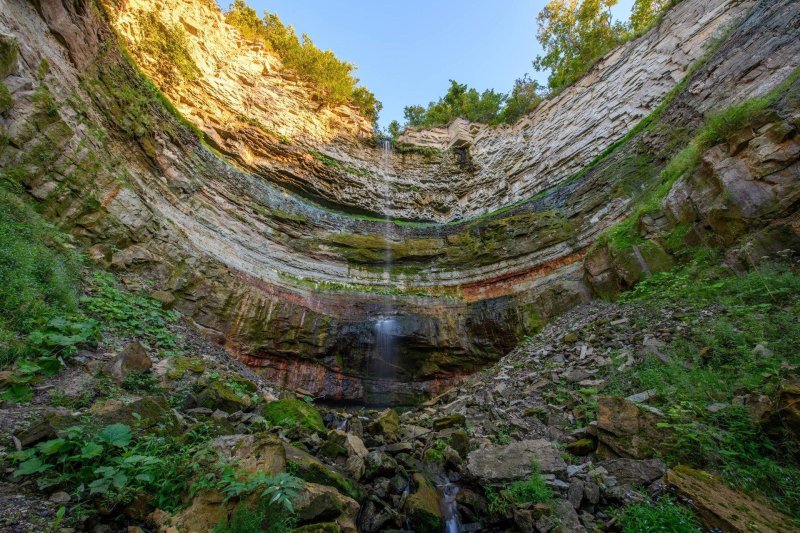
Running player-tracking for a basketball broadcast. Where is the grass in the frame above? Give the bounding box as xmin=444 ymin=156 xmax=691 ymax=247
xmin=506 ymin=469 xmax=552 ymax=505
xmin=608 ymin=258 xmax=800 ymax=518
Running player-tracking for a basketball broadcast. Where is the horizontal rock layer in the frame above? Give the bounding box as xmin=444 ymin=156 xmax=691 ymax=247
xmin=1 ymin=0 xmax=798 ymax=402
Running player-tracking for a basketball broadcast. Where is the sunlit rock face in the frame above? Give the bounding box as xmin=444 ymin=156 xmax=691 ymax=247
xmin=1 ymin=0 xmax=798 ymax=403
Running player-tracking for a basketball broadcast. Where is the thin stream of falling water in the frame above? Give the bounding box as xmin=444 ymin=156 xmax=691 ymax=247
xmin=374 ymin=139 xmax=399 ymax=383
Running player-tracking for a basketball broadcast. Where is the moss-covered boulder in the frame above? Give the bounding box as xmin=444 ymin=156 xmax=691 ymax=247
xmin=665 ymin=466 xmax=796 ymax=532
xmin=370 ymin=408 xmax=400 ymax=442
xmin=165 ymin=356 xmax=205 ymax=380
xmin=196 ymin=380 xmax=252 ymax=413
xmin=285 ymin=443 xmax=360 ymax=500
xmin=262 ymin=398 xmax=325 ymax=432
xmin=292 ymin=482 xmax=359 ymax=531
xmin=403 ymin=473 xmax=443 ymax=533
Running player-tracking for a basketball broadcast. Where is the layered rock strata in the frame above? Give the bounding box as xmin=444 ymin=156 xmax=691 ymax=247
xmin=1 ymin=0 xmax=799 ymax=403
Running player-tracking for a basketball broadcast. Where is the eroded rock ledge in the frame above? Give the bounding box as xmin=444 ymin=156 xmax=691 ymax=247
xmin=0 ymin=0 xmax=799 ymax=402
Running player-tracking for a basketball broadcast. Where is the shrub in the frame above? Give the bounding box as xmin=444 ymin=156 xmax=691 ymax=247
xmin=616 ymin=497 xmax=700 ymax=532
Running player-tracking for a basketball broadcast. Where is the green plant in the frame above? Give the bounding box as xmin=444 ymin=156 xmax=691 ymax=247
xmin=616 ymin=496 xmax=700 ymax=532
xmin=507 ymin=469 xmax=553 ymax=505
xmin=212 ymin=499 xmax=296 ymax=533
xmin=493 ymin=425 xmax=513 ymax=445
xmin=423 ymin=439 xmax=448 ymax=464
xmin=82 ymin=272 xmax=179 ymax=349
xmin=122 ymin=371 xmax=162 ymax=393
xmin=197 ymin=464 xmax=302 ymax=512
xmin=0 ymin=81 xmax=12 ymax=113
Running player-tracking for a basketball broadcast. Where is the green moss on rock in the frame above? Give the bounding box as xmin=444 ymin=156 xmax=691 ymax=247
xmin=166 ymin=356 xmax=206 ymax=380
xmin=262 ymin=398 xmax=325 ymax=431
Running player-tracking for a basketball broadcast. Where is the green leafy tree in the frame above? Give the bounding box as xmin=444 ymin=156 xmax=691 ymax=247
xmin=533 ymin=0 xmax=625 ymax=91
xmin=629 ymin=0 xmax=671 ymax=34
xmin=497 ymin=75 xmax=545 ymax=124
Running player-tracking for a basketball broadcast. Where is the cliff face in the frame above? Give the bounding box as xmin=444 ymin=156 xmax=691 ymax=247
xmin=1 ymin=0 xmax=799 ymax=403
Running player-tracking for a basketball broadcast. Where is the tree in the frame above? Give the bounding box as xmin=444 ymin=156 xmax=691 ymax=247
xmin=387 ymin=120 xmax=402 ymax=140
xmin=629 ymin=0 xmax=671 ymax=35
xmin=497 ymin=75 xmax=544 ymax=124
xmin=533 ymin=0 xmax=625 ymax=91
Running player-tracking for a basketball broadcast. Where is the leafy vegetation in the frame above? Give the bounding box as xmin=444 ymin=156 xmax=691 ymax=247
xmin=82 ymin=271 xmax=180 ymax=351
xmin=609 ymin=258 xmax=800 ymax=518
xmin=616 ymin=496 xmax=700 ymax=532
xmin=212 ymin=499 xmax=296 ymax=533
xmin=225 ymin=0 xmax=381 ymax=123
xmin=10 ymin=422 xmax=211 ymax=511
xmin=506 ymin=470 xmax=553 ymax=505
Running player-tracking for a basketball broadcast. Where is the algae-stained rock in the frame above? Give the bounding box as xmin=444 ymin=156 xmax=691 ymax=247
xmin=763 ymin=381 xmax=800 ymax=441
xmin=285 ymin=443 xmax=360 ymax=500
xmin=170 ymin=489 xmax=228 ymax=533
xmin=0 ymin=33 xmax=18 ymax=78
xmin=403 ymin=473 xmax=443 ymax=533
xmin=466 ymin=439 xmax=567 ymax=482
xmin=371 ymin=409 xmax=400 ymax=442
xmin=262 ymin=398 xmax=325 ymax=431
xmin=565 ymin=437 xmax=597 ymax=456
xmin=165 ymin=356 xmax=206 ymax=380
xmin=432 ymin=413 xmax=466 ymax=430
xmin=325 ymin=429 xmax=368 ymax=459
xmin=196 ymin=380 xmax=252 ymax=413
xmin=596 ymin=396 xmax=665 ymax=459
xmin=213 ymin=434 xmax=287 ymax=475
xmin=91 ymin=396 xmax=179 ymax=432
xmin=665 ymin=466 xmax=797 ymax=533
xmin=363 ymin=451 xmax=399 ymax=481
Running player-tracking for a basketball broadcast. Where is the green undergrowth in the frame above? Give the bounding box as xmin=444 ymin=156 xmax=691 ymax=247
xmin=615 ymin=496 xmax=700 ymax=533
xmin=609 ymin=257 xmax=800 ymax=518
xmin=485 ymin=467 xmax=552 ymax=516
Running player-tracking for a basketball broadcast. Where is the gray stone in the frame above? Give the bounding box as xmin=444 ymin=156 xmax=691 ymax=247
xmin=466 ymin=439 xmax=568 ymax=482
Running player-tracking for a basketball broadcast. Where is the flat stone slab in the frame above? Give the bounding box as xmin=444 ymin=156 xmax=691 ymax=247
xmin=467 ymin=439 xmax=567 ymax=482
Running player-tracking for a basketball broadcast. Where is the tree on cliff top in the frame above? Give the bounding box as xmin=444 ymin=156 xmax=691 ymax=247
xmin=225 ymin=0 xmax=381 ymax=124
xmin=533 ymin=0 xmax=625 ymax=92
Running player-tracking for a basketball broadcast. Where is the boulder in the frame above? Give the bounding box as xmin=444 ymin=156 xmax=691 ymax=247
xmin=565 ymin=438 xmax=596 ymax=456
xmin=108 ymin=341 xmax=151 ymax=380
xmin=432 ymin=414 xmax=466 ymax=430
xmin=196 ymin=380 xmax=252 ymax=413
xmin=262 ymin=398 xmax=325 ymax=432
xmin=371 ymin=409 xmax=400 ymax=442
xmin=763 ymin=381 xmax=800 ymax=441
xmin=363 ymin=451 xmax=400 ymax=481
xmin=214 ymin=434 xmax=287 ymax=475
xmin=665 ymin=466 xmax=796 ymax=532
xmin=600 ymin=458 xmax=666 ymax=487
xmin=402 ymin=473 xmax=443 ymax=533
xmin=466 ymin=439 xmax=567 ymax=482
xmin=293 ymin=482 xmax=359 ymax=533
xmin=596 ymin=396 xmax=665 ymax=459
xmin=285 ymin=443 xmax=360 ymax=500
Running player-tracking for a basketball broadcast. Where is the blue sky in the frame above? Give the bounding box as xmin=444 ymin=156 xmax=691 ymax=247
xmin=228 ymin=1 xmax=637 ymax=129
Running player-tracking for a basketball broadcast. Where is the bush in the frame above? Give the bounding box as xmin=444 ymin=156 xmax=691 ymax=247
xmin=507 ymin=470 xmax=552 ymax=504
xmin=617 ymin=497 xmax=700 ymax=532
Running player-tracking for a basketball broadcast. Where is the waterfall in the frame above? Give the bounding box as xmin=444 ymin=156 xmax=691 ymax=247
xmin=373 ymin=139 xmax=399 ymax=383
xmin=439 ymin=476 xmax=463 ymax=533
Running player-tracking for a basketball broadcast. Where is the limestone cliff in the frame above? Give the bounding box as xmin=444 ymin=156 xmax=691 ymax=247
xmin=1 ymin=0 xmax=799 ymax=404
